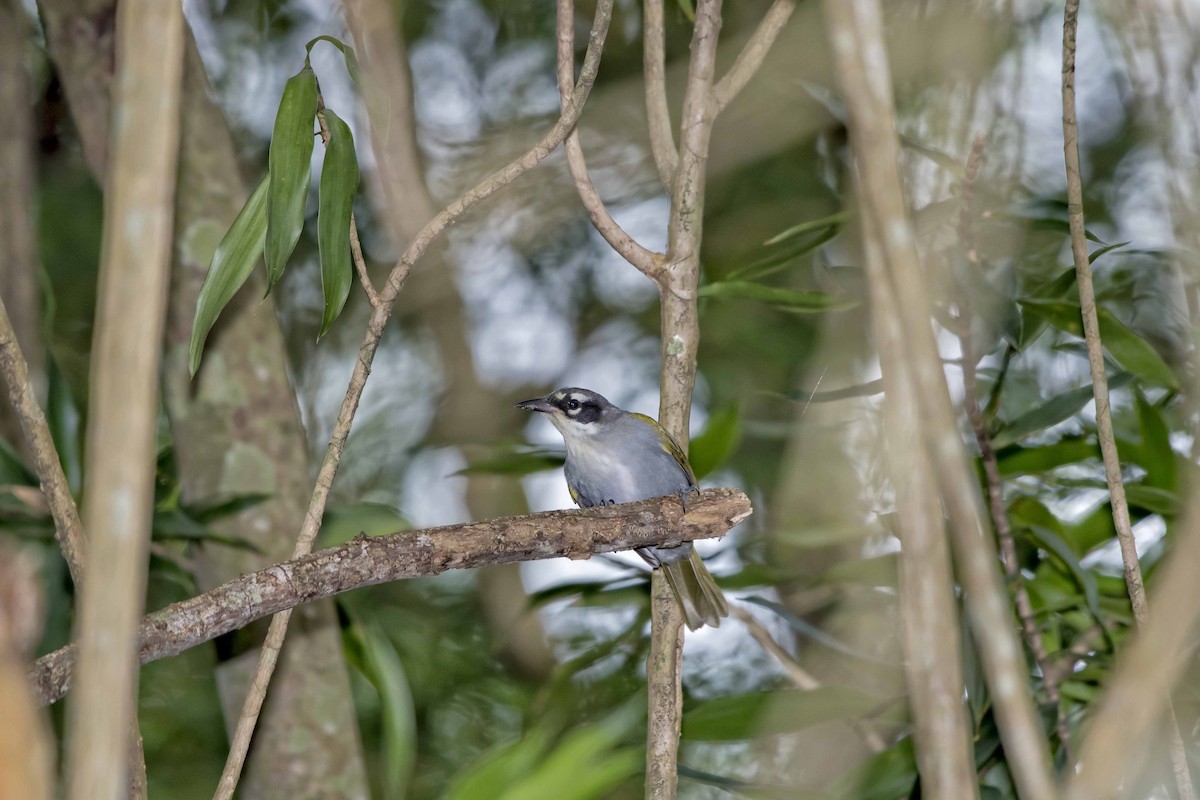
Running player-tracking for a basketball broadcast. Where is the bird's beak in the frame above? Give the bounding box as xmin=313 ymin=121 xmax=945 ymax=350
xmin=516 ymin=396 xmax=556 ymax=414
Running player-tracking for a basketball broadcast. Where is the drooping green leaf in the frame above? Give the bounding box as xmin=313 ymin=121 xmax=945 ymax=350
xmin=188 ymin=174 xmax=270 ymax=375
xmin=317 ymin=108 xmax=359 ymax=337
xmin=307 ymin=36 xmax=390 ymax=141
xmin=683 ymin=687 xmax=904 ymax=741
xmin=1018 ymin=268 xmax=1077 ymax=349
xmin=1132 ymin=389 xmax=1175 ymax=491
xmin=265 ymin=67 xmax=317 ymax=292
xmin=688 ymin=404 xmax=739 ymax=479
xmin=991 ymin=373 xmax=1132 ymax=448
xmin=728 ymin=226 xmax=842 ymax=284
xmin=1122 ymin=484 xmax=1180 ymax=516
xmin=698 ymin=281 xmax=857 ymax=312
xmin=1089 ymin=240 xmax=1131 ymax=264
xmin=344 ymin=619 xmax=416 ymax=800
xmin=762 ymin=211 xmax=848 ymax=246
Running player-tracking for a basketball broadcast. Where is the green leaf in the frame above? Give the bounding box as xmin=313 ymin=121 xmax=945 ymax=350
xmin=1020 ymin=299 xmax=1177 ymax=388
xmin=265 ymin=66 xmax=317 ymax=292
xmin=683 ymin=687 xmax=904 ymax=742
xmin=1089 ymin=240 xmax=1131 ymax=264
xmin=321 ymin=502 xmax=410 ymax=547
xmin=831 ymin=738 xmax=916 ymax=800
xmin=456 ymin=447 xmax=566 ymax=476
xmin=991 ymin=373 xmax=1132 ymax=448
xmin=317 ymin=108 xmax=359 ymax=337
xmin=306 ymin=36 xmax=390 ymax=140
xmin=762 ymin=211 xmax=848 ymax=246
xmin=344 ymin=619 xmax=416 ymax=800
xmin=698 ymin=281 xmax=857 ymax=312
xmin=188 ymin=175 xmax=269 ymax=375
xmin=445 ymin=731 xmax=551 ymax=800
xmin=688 ymin=404 xmax=739 ymax=479
xmin=1123 ymin=484 xmax=1180 ymax=516
xmin=1131 ymin=389 xmax=1177 ymax=491
xmin=728 ymin=227 xmax=842 ymax=284
xmin=996 ymin=437 xmax=1099 ymax=477
xmin=1023 ymin=524 xmax=1101 ymax=618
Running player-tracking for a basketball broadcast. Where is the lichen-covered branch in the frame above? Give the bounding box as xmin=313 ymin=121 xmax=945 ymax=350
xmin=31 ymin=489 xmax=750 ymax=708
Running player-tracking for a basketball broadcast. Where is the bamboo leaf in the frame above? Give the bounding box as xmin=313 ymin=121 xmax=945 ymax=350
xmin=762 ymin=211 xmax=848 ymax=246
xmin=698 ymin=281 xmax=857 ymax=312
xmin=991 ymin=373 xmax=1132 ymax=448
xmin=188 ymin=175 xmax=270 ymax=375
xmin=317 ymin=108 xmax=359 ymax=337
xmin=265 ymin=66 xmax=317 ymax=292
xmin=688 ymin=404 xmax=739 ymax=479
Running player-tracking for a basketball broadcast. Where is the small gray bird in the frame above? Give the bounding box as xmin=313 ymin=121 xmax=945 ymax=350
xmin=517 ymin=388 xmax=728 ymax=630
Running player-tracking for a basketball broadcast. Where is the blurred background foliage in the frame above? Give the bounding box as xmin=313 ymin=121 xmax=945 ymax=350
xmin=5 ymin=0 xmax=1200 ymax=797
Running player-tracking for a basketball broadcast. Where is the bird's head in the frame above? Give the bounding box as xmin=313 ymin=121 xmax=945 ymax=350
xmin=516 ymin=387 xmax=615 ymax=440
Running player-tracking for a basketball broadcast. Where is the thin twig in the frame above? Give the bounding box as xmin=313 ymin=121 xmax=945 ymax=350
xmin=709 ymin=0 xmax=797 ymax=116
xmin=211 ymin=6 xmax=619 ymax=797
xmin=315 ymin=98 xmax=379 ymax=309
xmin=0 ymin=299 xmax=86 ymax=586
xmin=1060 ymin=4 xmax=1194 ymax=797
xmin=823 ymin=1 xmax=1058 ymax=798
xmin=955 ymin=132 xmax=1071 ymax=763
xmin=556 ymin=0 xmax=664 ymax=276
xmin=643 ymin=0 xmax=677 ymax=189
xmin=30 ymin=489 xmax=751 ymax=707
xmin=63 ymin=1 xmax=183 ymax=798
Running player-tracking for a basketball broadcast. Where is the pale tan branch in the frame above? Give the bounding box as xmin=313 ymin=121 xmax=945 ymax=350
xmin=556 ymin=0 xmax=664 ymax=277
xmin=30 ymin=489 xmax=750 ymax=708
xmin=1060 ymin=4 xmax=1193 ymax=797
xmin=822 ymin=1 xmax=1057 ymax=798
xmin=63 ymin=1 xmax=183 ymax=798
xmin=213 ymin=5 xmax=619 ymax=795
xmin=710 ymin=0 xmax=797 ymax=116
xmin=643 ymin=0 xmax=677 ymax=189
xmin=0 ymin=298 xmax=86 ymax=586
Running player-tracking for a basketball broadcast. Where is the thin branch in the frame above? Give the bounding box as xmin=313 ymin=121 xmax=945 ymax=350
xmin=212 ymin=5 xmax=619 ymax=796
xmin=63 ymin=0 xmax=183 ymax=798
xmin=822 ymin=1 xmax=1057 ymax=798
xmin=0 ymin=298 xmax=86 ymax=586
xmin=30 ymin=489 xmax=751 ymax=708
xmin=315 ymin=99 xmax=379 ymax=309
xmin=709 ymin=0 xmax=797 ymax=116
xmin=1060 ymin=5 xmax=1194 ymax=797
xmin=556 ymin=0 xmax=664 ymax=277
xmin=954 ymin=132 xmax=1071 ymax=763
xmin=643 ymin=0 xmax=677 ymax=189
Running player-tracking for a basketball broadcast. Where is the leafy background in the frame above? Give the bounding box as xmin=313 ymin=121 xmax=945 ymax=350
xmin=8 ymin=0 xmax=1200 ymax=797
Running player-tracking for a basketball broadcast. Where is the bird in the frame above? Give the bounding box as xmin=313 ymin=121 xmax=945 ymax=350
xmin=517 ymin=387 xmax=728 ymax=630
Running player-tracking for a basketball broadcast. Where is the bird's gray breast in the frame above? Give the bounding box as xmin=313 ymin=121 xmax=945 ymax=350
xmin=563 ymin=415 xmax=693 ymax=507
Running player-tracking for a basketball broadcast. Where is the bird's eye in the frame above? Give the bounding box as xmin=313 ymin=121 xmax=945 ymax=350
xmin=566 ymin=399 xmax=580 ymax=411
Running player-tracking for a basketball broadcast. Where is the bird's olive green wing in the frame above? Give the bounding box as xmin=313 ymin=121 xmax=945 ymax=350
xmin=630 ymin=412 xmax=697 ymax=486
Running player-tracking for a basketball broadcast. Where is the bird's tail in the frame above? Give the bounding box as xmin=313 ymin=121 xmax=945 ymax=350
xmin=661 ymin=548 xmax=729 ymax=631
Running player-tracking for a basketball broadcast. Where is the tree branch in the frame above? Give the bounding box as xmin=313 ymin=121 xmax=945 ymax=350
xmin=822 ymin=2 xmax=1057 ymax=798
xmin=709 ymin=0 xmax=797 ymax=116
xmin=954 ymin=132 xmax=1070 ymax=763
xmin=643 ymin=0 xmax=677 ymax=189
xmin=0 ymin=297 xmax=86 ymax=586
xmin=63 ymin=0 xmax=182 ymax=798
xmin=30 ymin=489 xmax=751 ymax=708
xmin=213 ymin=9 xmax=620 ymax=782
xmin=1060 ymin=4 xmax=1194 ymax=797
xmin=556 ymin=0 xmax=664 ymax=276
